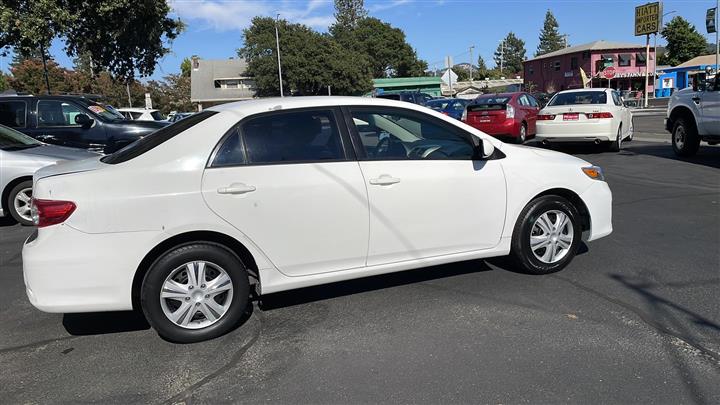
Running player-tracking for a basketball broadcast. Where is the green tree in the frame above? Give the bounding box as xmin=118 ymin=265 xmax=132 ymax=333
xmin=536 ymin=10 xmax=565 ymax=56
xmin=494 ymin=32 xmax=526 ymax=74
xmin=180 ymin=58 xmax=191 ymax=78
xmin=239 ymin=17 xmax=370 ymax=96
xmin=0 ymin=0 xmax=183 ymax=79
xmin=330 ymin=0 xmax=367 ymax=34
xmin=660 ymin=16 xmax=709 ymax=66
xmin=8 ymin=57 xmax=75 ymax=94
xmin=343 ymin=17 xmax=427 ymax=78
xmin=0 ymin=73 xmax=8 ymax=92
xmin=476 ymin=55 xmax=489 ymax=78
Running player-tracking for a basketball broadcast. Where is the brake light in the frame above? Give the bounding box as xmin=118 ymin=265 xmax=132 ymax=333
xmin=537 ymin=114 xmax=556 ymax=120
xmin=586 ymin=112 xmax=613 ymax=119
xmin=31 ymin=198 xmax=76 ymax=228
xmin=506 ymin=104 xmax=515 ymax=119
xmin=440 ymin=111 xmax=450 ymax=116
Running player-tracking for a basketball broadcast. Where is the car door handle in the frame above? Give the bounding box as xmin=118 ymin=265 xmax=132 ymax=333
xmin=217 ymin=183 xmax=256 ymax=195
xmin=369 ymin=175 xmax=401 ymax=186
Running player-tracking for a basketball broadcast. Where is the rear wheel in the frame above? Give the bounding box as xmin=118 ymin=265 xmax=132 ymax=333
xmin=7 ymin=180 xmax=34 ymax=226
xmin=672 ymin=117 xmax=700 ymax=157
xmin=517 ymin=122 xmax=527 ymax=144
xmin=608 ymin=125 xmax=622 ymax=152
xmin=509 ymin=195 xmax=581 ymax=275
xmin=141 ymin=243 xmax=250 ymax=343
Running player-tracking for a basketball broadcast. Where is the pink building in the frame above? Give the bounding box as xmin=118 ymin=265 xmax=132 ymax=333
xmin=523 ymin=40 xmax=656 ymax=94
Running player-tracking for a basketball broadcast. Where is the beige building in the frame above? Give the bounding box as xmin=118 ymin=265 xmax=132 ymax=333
xmin=190 ymin=57 xmax=255 ymax=111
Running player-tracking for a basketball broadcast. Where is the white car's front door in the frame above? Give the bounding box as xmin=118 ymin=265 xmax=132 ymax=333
xmin=202 ymin=108 xmax=369 ymax=277
xmin=699 ymin=79 xmax=720 ymax=134
xmin=347 ymin=107 xmax=507 ymax=267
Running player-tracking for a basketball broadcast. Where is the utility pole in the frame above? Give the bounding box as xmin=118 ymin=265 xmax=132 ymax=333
xmin=716 ymin=0 xmax=719 ymax=74
xmin=275 ymin=14 xmax=284 ymax=97
xmin=39 ymin=43 xmax=51 ymax=95
xmin=500 ymin=40 xmax=505 ymax=74
xmin=469 ymin=45 xmax=475 ymax=82
xmin=126 ymin=82 xmax=132 ymax=107
xmin=644 ymin=34 xmax=650 ymax=108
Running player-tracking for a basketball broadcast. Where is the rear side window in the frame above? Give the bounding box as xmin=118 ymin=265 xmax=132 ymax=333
xmin=101 ymin=111 xmax=218 ymax=164
xmin=0 ymin=101 xmax=27 ymax=128
xmin=212 ymin=109 xmax=345 ymax=166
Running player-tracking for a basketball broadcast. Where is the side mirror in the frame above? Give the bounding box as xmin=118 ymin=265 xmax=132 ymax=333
xmin=481 ymin=138 xmax=495 ymax=159
xmin=75 ymin=114 xmax=93 ymax=128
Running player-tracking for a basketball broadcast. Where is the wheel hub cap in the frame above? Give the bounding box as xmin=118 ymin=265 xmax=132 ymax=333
xmin=160 ymin=261 xmax=233 ymax=329
xmin=530 ymin=210 xmax=574 ymax=264
xmin=13 ymin=187 xmax=33 ymax=222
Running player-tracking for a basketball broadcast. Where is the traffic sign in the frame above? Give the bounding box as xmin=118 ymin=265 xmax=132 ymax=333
xmin=635 ymin=2 xmax=662 ymax=36
xmin=603 ymin=67 xmax=617 ymax=79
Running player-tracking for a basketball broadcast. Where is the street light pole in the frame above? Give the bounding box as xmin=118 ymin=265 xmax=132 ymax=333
xmin=716 ymin=0 xmax=719 ymax=74
xmin=275 ymin=14 xmax=284 ymax=97
xmin=500 ymin=40 xmax=505 ymax=74
xmin=469 ymin=45 xmax=474 ymax=82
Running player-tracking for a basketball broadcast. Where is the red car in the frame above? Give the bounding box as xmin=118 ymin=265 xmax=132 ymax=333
xmin=461 ymin=92 xmax=540 ymax=144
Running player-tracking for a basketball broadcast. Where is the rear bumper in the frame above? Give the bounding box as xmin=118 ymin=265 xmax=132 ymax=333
xmin=466 ymin=119 xmax=520 ymax=137
xmin=580 ymin=181 xmax=613 ymax=241
xmin=22 ymin=224 xmax=158 ymax=313
xmin=536 ymin=120 xmax=615 ymax=142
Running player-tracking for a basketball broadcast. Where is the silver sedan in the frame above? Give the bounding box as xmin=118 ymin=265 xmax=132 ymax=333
xmin=0 ymin=124 xmax=99 ymax=225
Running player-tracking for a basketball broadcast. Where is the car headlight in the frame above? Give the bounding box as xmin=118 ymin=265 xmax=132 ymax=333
xmin=581 ymin=166 xmax=605 ymax=181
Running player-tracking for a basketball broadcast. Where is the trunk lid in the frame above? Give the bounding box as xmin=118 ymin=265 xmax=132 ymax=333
xmin=34 ymin=156 xmax=105 ymax=181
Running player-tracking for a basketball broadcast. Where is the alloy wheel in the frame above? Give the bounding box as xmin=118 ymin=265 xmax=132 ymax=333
xmin=160 ymin=260 xmax=234 ymax=329
xmin=674 ymin=125 xmax=685 ymax=149
xmin=530 ymin=210 xmax=574 ymax=264
xmin=13 ymin=187 xmax=33 ymax=223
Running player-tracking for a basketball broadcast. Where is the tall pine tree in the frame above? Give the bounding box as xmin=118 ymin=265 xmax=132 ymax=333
xmin=536 ymin=10 xmax=566 ymax=56
xmin=330 ymin=0 xmax=368 ymax=35
xmin=494 ymin=32 xmax=526 ymax=75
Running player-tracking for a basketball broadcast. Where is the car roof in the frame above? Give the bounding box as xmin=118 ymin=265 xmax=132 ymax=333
xmin=117 ymin=108 xmax=159 ymax=112
xmin=555 ymin=88 xmax=609 ymax=94
xmin=208 ymin=96 xmax=437 ymax=117
xmin=476 ymin=92 xmax=522 ymax=98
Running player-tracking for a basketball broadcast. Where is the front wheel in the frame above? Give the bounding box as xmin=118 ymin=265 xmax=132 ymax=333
xmin=141 ymin=243 xmax=250 ymax=343
xmin=672 ymin=118 xmax=700 ymax=157
xmin=7 ymin=180 xmax=34 ymax=226
xmin=509 ymin=195 xmax=581 ymax=275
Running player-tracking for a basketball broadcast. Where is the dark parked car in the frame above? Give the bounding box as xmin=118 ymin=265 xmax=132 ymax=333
xmin=376 ymin=91 xmax=434 ymax=106
xmin=426 ymin=98 xmax=470 ymax=120
xmin=0 ymin=95 xmax=168 ymax=153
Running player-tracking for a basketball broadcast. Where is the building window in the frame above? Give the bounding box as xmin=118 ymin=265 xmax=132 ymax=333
xmin=582 ymin=51 xmax=590 ymax=59
xmin=636 ymin=53 xmax=647 ymax=66
xmin=619 ymin=54 xmax=632 ymax=67
xmin=529 ymin=66 xmax=534 ymax=75
xmin=570 ymin=57 xmax=578 ymax=69
xmin=214 ymin=78 xmax=253 ymax=89
xmin=554 ymin=60 xmax=561 ymax=71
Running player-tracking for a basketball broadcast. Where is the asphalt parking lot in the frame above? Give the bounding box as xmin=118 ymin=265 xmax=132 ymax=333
xmin=1 ymin=114 xmax=718 ymax=404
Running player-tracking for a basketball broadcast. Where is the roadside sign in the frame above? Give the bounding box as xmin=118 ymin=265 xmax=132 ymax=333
xmin=635 ymin=2 xmax=662 ymax=36
xmin=441 ymin=69 xmax=458 ymax=86
xmin=603 ymin=66 xmax=617 ymax=79
xmin=707 ymin=7 xmax=717 ymax=33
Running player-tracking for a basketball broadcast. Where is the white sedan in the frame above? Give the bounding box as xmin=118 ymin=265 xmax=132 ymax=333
xmin=23 ymin=96 xmax=612 ymax=342
xmin=535 ymin=88 xmax=633 ymax=151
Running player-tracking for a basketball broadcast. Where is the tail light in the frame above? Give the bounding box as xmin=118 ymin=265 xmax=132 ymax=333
xmin=461 ymin=108 xmax=467 ymax=121
xmin=537 ymin=114 xmax=556 ymax=120
xmin=506 ymin=104 xmax=515 ymax=119
xmin=440 ymin=111 xmax=449 ymax=116
xmin=31 ymin=198 xmax=76 ymax=228
xmin=586 ymin=112 xmax=614 ymax=119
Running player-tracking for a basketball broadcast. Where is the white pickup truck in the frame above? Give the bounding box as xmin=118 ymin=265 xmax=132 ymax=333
xmin=665 ymin=73 xmax=720 ymax=156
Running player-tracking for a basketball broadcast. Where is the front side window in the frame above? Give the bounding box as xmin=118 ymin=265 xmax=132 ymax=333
xmin=215 ymin=109 xmax=345 ymax=166
xmin=0 ymin=101 xmax=27 ymax=128
xmin=37 ymin=101 xmax=84 ymax=127
xmin=350 ymin=108 xmax=474 ymax=160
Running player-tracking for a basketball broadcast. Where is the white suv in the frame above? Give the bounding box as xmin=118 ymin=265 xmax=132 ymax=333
xmin=23 ymin=97 xmax=612 ymax=342
xmin=666 ymin=72 xmax=720 ymax=156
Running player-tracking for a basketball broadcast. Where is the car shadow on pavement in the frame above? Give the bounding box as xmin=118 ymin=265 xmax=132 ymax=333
xmin=260 ymin=258 xmax=496 ymax=310
xmin=62 ymin=311 xmax=151 ymax=335
xmin=621 ymin=143 xmax=720 ymax=169
xmin=0 ymin=216 xmax=18 ymax=227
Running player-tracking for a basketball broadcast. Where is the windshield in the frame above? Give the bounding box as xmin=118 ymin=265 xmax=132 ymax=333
xmin=548 ymin=91 xmax=607 ymax=106
xmin=103 ymin=105 xmax=126 ymax=120
xmin=0 ymin=124 xmax=41 ymax=149
xmin=426 ymin=100 xmax=450 ymax=110
xmin=74 ymin=99 xmax=124 ymax=121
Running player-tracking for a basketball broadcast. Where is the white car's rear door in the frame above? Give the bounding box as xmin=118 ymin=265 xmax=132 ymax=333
xmin=202 ymin=108 xmax=369 ymax=277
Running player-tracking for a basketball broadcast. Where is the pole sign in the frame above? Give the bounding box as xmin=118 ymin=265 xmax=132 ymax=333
xmin=603 ymin=66 xmax=617 ymax=79
xmin=635 ymin=2 xmax=663 ymax=36
xmin=707 ymin=7 xmax=717 ymax=34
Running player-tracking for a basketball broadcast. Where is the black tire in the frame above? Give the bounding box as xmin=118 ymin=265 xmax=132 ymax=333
xmin=608 ymin=125 xmax=622 ymax=152
xmin=516 ymin=122 xmax=527 ymax=144
xmin=509 ymin=195 xmax=582 ymax=275
xmin=672 ymin=117 xmax=700 ymax=157
xmin=141 ymin=243 xmax=250 ymax=343
xmin=7 ymin=180 xmax=34 ymax=226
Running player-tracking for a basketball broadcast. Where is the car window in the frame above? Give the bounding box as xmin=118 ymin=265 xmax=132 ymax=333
xmin=102 ymin=110 xmax=218 ymax=164
xmin=0 ymin=101 xmax=27 ymax=128
xmin=519 ymin=95 xmax=530 ymax=106
xmin=37 ymin=101 xmax=84 ymax=127
xmin=150 ymin=111 xmax=164 ymax=121
xmin=527 ymin=95 xmax=540 ymax=108
xmin=130 ymin=112 xmax=143 ymax=120
xmin=548 ymin=91 xmax=607 ymax=106
xmin=215 ymin=109 xmax=345 ymax=166
xmin=350 ymin=108 xmax=474 ymax=160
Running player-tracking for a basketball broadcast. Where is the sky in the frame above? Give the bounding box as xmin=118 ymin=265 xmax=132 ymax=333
xmin=1 ymin=0 xmax=718 ymax=80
